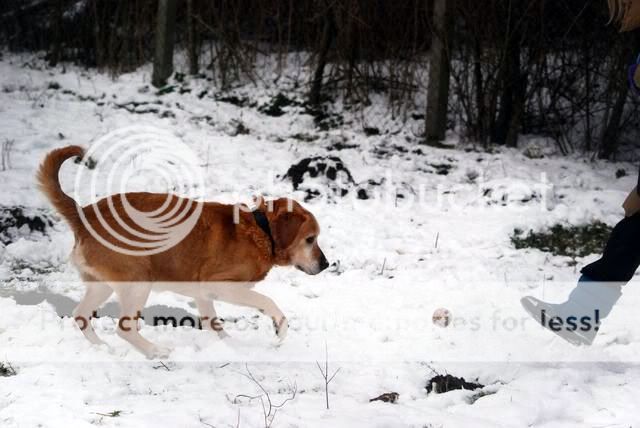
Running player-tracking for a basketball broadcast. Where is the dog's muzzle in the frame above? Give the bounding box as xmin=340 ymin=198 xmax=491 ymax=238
xmin=296 ymin=251 xmax=330 ymax=275
xmin=318 ymin=252 xmax=329 ymax=272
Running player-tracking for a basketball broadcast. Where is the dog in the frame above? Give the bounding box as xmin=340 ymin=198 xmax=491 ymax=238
xmin=38 ymin=145 xmax=329 ymax=358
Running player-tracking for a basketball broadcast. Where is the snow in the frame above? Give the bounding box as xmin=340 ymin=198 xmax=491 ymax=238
xmin=1 ymin=52 xmax=640 ymax=427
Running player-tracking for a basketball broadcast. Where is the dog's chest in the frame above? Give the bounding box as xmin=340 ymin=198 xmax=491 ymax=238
xmin=251 ymin=262 xmax=271 ymax=281
xmin=228 ymin=260 xmax=271 ymax=282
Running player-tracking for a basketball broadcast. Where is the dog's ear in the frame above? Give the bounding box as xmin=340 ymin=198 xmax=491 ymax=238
xmin=272 ymin=211 xmax=305 ymax=250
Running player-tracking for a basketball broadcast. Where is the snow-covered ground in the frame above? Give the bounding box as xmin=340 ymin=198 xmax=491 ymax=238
xmin=1 ymin=53 xmax=640 ymax=427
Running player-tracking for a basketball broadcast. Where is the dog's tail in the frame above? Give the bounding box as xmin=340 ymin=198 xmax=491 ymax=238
xmin=37 ymin=145 xmax=85 ymax=233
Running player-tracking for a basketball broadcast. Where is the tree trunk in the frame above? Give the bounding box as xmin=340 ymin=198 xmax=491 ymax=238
xmin=93 ymin=0 xmax=103 ymax=68
xmin=187 ymin=0 xmax=199 ymax=75
xmin=599 ymin=85 xmax=629 ymax=159
xmin=473 ymin=36 xmax=486 ymax=145
xmin=425 ymin=0 xmax=453 ymax=144
xmin=584 ymin=36 xmax=592 ymax=152
xmin=309 ymin=4 xmax=336 ymax=107
xmin=152 ymin=0 xmax=177 ymax=88
xmin=49 ymin=0 xmax=63 ymax=66
xmin=505 ymin=67 xmax=526 ymax=149
xmin=504 ymin=41 xmax=526 ymax=148
xmin=494 ymin=3 xmax=524 ymax=147
xmin=599 ymin=34 xmax=639 ymax=159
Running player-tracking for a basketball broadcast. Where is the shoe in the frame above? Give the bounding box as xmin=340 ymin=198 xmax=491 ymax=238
xmin=521 ymin=281 xmax=622 ymax=346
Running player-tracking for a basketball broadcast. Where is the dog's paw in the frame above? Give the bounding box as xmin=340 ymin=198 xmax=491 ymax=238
xmin=273 ymin=317 xmax=288 ymax=341
xmin=147 ymin=345 xmax=173 ymax=360
xmin=103 ymin=344 xmax=118 ymax=356
xmin=217 ymin=330 xmax=231 ymax=340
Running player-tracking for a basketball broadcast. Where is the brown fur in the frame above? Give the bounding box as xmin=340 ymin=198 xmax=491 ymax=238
xmin=37 ymin=145 xmax=329 ymax=357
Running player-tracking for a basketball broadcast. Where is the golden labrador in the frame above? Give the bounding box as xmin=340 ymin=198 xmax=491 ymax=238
xmin=38 ymin=145 xmax=329 ymax=357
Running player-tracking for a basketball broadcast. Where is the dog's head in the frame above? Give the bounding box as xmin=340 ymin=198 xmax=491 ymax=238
xmin=268 ymin=198 xmax=329 ymax=275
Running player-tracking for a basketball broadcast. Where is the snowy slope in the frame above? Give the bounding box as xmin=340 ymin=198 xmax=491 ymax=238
xmin=1 ymin=53 xmax=640 ymax=427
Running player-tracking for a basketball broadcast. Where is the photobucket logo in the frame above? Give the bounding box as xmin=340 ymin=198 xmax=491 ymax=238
xmin=73 ymin=125 xmax=204 ymax=256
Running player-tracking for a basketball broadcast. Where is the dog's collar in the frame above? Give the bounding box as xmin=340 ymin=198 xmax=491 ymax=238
xmin=252 ymin=209 xmax=275 ymax=256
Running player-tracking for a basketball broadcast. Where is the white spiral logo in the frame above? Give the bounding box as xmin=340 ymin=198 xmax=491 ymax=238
xmin=73 ymin=125 xmax=205 ymax=256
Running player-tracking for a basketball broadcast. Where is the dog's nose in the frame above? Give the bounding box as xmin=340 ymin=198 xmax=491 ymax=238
xmin=318 ymin=252 xmax=329 ymax=272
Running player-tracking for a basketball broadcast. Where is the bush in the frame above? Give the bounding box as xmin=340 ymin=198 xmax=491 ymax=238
xmin=511 ymin=222 xmax=612 ymax=258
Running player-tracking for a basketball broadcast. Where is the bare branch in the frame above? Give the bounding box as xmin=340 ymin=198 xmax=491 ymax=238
xmin=234 ymin=364 xmax=297 ymax=428
xmin=316 ymin=342 xmax=341 ymax=410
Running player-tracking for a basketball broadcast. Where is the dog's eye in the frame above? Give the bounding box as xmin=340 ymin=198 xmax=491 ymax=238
xmin=306 ymin=236 xmax=315 ymax=244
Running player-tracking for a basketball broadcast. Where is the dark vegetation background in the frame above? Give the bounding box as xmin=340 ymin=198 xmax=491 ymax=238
xmin=1 ymin=0 xmax=639 ymax=158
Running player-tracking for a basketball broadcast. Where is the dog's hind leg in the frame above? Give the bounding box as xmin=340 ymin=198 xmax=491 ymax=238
xmin=194 ymin=298 xmax=228 ymax=338
xmin=73 ymin=274 xmax=113 ymax=346
xmin=111 ymin=282 xmax=169 ymax=359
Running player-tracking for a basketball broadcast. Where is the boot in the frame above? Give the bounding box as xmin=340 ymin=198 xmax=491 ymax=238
xmin=521 ymin=278 xmax=622 ymax=346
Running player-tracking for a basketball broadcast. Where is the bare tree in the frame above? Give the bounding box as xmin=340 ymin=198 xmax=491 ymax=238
xmin=425 ymin=0 xmax=454 ymax=144
xmin=186 ymin=0 xmax=199 ymax=75
xmin=309 ymin=2 xmax=337 ymax=107
xmin=152 ymin=0 xmax=177 ymax=87
xmin=599 ymin=32 xmax=640 ymax=159
xmin=48 ymin=0 xmax=63 ymax=66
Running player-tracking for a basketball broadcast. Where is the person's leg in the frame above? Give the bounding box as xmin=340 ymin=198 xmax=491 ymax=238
xmin=521 ymin=210 xmax=640 ymax=345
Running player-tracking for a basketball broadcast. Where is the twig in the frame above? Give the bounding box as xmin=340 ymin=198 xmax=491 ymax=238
xmin=316 ymin=343 xmax=341 ymax=410
xmin=235 ymin=364 xmax=297 ymax=428
xmin=153 ymin=361 xmax=171 ymax=371
xmin=93 ymin=410 xmax=122 ymax=418
xmin=198 ymin=414 xmax=215 ymax=428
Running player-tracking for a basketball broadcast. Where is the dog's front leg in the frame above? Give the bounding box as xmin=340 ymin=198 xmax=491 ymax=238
xmin=206 ymin=285 xmax=288 ymax=340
